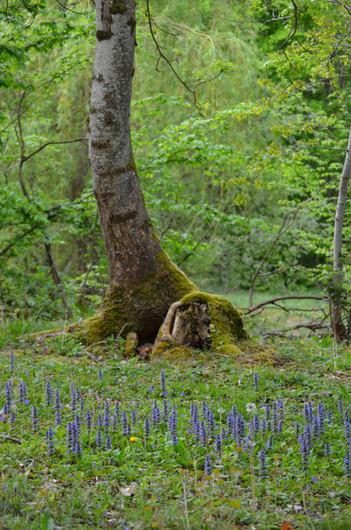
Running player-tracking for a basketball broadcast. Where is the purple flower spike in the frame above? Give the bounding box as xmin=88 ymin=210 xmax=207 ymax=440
xmin=46 ymin=426 xmax=55 ymax=456
xmin=160 ymin=369 xmax=167 ymax=397
xmin=163 ymin=400 xmax=169 ymax=423
xmin=10 ymin=352 xmax=15 ymax=372
xmin=45 ymin=380 xmax=53 ymax=406
xmin=152 ymin=401 xmax=161 ymax=427
xmin=103 ymin=400 xmax=110 ymax=431
xmin=199 ymin=421 xmax=207 ymax=447
xmin=122 ymin=411 xmax=129 ymax=435
xmin=204 ymin=455 xmax=212 ymax=475
xmin=96 ymin=429 xmax=102 ymax=448
xmin=168 ymin=407 xmax=178 ymax=445
xmin=253 ymin=373 xmax=259 ymax=390
xmin=112 ymin=413 xmax=118 ymax=433
xmin=338 ymin=398 xmax=343 ymax=416
xmin=298 ymin=434 xmax=310 ymax=472
xmin=86 ymin=410 xmax=92 ymax=433
xmin=4 ymin=380 xmax=12 ymax=414
xmin=55 ymin=389 xmax=62 ymax=426
xmin=215 ymin=434 xmax=222 ymax=454
xmin=70 ymin=383 xmax=77 ymax=412
xmin=324 ymin=442 xmax=331 ymax=456
xmin=344 ymin=438 xmax=351 ymax=476
xmin=344 ymin=413 xmax=350 ymax=439
xmin=131 ymin=409 xmax=137 ymax=425
xmin=144 ymin=417 xmax=150 ymax=441
xmin=19 ymin=380 xmax=27 ymax=405
xmin=259 ymin=448 xmax=267 ymax=478
xmin=31 ymin=406 xmax=39 ymax=432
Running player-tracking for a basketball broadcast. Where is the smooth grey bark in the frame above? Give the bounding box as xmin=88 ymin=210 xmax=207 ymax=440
xmin=330 ymin=126 xmax=351 ymax=341
xmin=85 ymin=0 xmax=197 ymax=342
xmin=90 ymin=0 xmax=161 ymax=289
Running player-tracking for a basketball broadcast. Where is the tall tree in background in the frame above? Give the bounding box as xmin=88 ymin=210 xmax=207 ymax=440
xmin=80 ymin=0 xmax=246 ymax=353
xmin=330 ymin=127 xmax=351 ymax=341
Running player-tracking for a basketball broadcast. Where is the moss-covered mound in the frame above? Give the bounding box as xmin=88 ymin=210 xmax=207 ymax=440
xmin=152 ymin=290 xmax=247 ymax=357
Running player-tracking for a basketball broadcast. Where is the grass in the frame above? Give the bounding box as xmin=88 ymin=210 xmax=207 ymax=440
xmin=1 ymin=325 xmax=351 ymax=530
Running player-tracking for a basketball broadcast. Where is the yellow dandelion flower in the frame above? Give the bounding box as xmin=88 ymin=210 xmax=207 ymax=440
xmin=129 ymin=436 xmax=138 ymax=443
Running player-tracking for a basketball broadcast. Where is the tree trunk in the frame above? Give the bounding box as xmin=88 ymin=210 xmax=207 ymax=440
xmin=77 ymin=0 xmax=246 ymax=354
xmin=329 ymin=126 xmax=351 ymax=341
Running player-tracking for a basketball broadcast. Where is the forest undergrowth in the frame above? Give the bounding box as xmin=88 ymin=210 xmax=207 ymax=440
xmin=1 ymin=298 xmax=351 ymax=530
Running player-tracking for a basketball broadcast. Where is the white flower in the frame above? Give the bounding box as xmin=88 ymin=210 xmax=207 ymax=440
xmin=246 ymin=402 xmax=256 ymax=413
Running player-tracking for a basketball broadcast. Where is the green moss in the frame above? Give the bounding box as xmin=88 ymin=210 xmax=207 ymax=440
xmin=75 ymin=250 xmax=196 ymax=345
xmin=125 ymin=332 xmax=138 ymax=357
xmin=180 ymin=290 xmax=246 ymax=354
xmin=73 ymin=250 xmax=248 ymax=358
xmin=111 ymin=0 xmax=127 ymax=15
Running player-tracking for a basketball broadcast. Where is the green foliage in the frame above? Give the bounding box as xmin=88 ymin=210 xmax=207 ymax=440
xmin=0 ymin=0 xmax=351 ymax=322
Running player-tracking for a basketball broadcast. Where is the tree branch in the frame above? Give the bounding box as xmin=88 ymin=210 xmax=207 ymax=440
xmin=246 ymin=295 xmax=328 ymax=315
xmin=21 ymin=138 xmax=87 ymax=165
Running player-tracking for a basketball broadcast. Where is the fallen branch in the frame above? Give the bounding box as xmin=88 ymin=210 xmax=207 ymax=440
xmin=263 ymin=322 xmax=329 ymax=338
xmin=246 ymin=295 xmax=328 ymax=315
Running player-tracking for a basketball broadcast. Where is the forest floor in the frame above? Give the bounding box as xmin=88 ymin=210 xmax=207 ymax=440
xmin=1 ymin=295 xmax=351 ymax=530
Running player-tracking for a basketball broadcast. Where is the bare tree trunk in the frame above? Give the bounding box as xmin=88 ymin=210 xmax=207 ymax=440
xmin=77 ymin=0 xmax=246 ymax=353
xmin=330 ymin=126 xmax=351 ymax=341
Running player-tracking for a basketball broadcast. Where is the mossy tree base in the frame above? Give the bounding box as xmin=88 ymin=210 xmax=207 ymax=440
xmin=74 ymin=251 xmax=247 ymax=357
xmin=152 ymin=291 xmax=246 ymax=357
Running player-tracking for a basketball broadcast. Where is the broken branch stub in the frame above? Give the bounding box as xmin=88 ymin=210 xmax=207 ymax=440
xmin=153 ymin=300 xmax=211 ymax=352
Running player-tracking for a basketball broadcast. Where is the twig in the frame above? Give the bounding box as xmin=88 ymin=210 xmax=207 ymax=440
xmin=0 ymin=225 xmax=39 ymax=258
xmin=263 ymin=322 xmax=329 ymax=337
xmin=21 ymin=138 xmax=87 ymax=165
xmin=279 ymin=0 xmax=299 ymax=50
xmin=145 ymin=0 xmax=200 ymax=111
xmin=0 ymin=434 xmax=21 ymax=444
